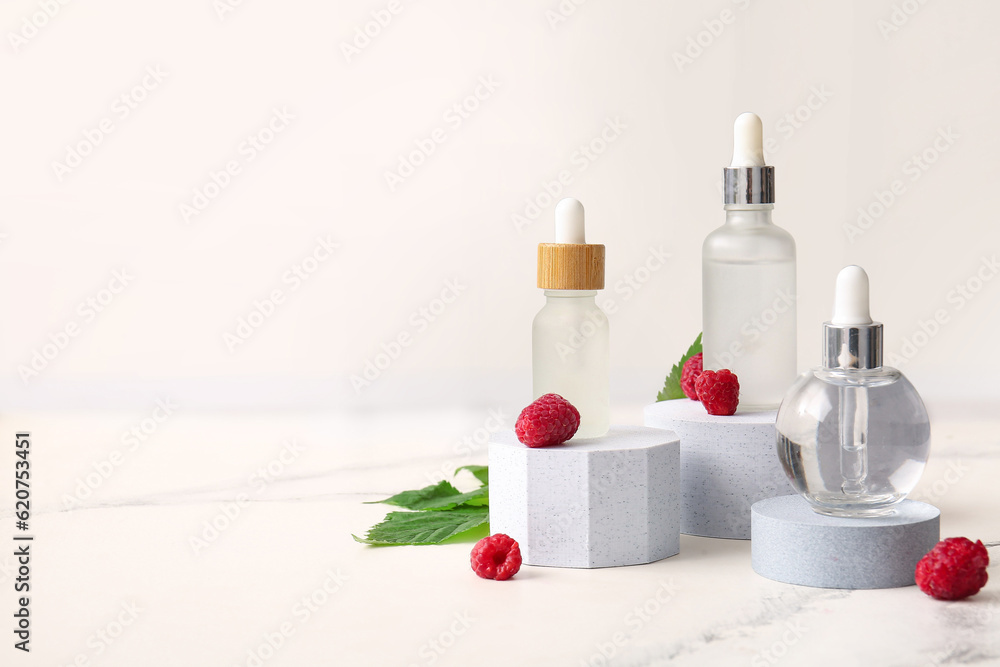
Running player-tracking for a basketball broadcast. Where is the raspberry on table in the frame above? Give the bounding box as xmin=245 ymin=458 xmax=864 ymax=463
xmin=694 ymin=369 xmax=740 ymax=416
xmin=915 ymin=537 xmax=989 ymax=600
xmin=681 ymin=353 xmax=704 ymax=400
xmin=471 ymin=534 xmax=522 ymax=581
xmin=515 ymin=393 xmax=580 ymax=447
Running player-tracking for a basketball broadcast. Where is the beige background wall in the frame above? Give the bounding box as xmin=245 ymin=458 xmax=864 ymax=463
xmin=2 ymin=0 xmax=997 ymax=412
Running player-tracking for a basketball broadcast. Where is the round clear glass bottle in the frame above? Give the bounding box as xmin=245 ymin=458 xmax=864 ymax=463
xmin=532 ymin=290 xmax=610 ymax=438
xmin=775 ymin=266 xmax=931 ymax=517
xmin=776 ymin=367 xmax=930 ymax=516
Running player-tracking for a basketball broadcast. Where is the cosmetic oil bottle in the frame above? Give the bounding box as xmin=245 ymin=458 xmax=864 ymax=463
xmin=533 ymin=198 xmax=609 ymax=438
xmin=703 ymin=112 xmax=797 ymax=410
xmin=775 ymin=266 xmax=931 ymax=517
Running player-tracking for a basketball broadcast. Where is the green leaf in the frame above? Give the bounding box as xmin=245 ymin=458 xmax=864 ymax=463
xmin=459 ymin=491 xmax=489 ymax=507
xmin=438 ymin=520 xmax=490 ymax=545
xmin=365 ymin=480 xmax=488 ymax=511
xmin=455 ymin=465 xmax=488 ymax=485
xmin=657 ymin=332 xmax=703 ymax=401
xmin=353 ymin=509 xmax=490 ymax=545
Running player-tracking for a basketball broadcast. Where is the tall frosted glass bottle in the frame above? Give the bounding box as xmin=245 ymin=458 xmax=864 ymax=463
xmin=532 ymin=199 xmax=609 ymax=438
xmin=703 ymin=113 xmax=796 ymax=410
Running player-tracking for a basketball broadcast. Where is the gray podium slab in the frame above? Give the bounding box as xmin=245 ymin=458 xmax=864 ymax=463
xmin=644 ymin=399 xmax=790 ymax=539
xmin=751 ymin=495 xmax=940 ymax=589
xmin=489 ymin=426 xmax=680 ymax=568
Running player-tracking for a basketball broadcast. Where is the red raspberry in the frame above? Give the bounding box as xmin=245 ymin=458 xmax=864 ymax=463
xmin=681 ymin=353 xmax=703 ymax=400
xmin=515 ymin=394 xmax=580 ymax=447
xmin=694 ymin=369 xmax=740 ymax=416
xmin=915 ymin=537 xmax=989 ymax=600
xmin=470 ymin=534 xmax=522 ymax=580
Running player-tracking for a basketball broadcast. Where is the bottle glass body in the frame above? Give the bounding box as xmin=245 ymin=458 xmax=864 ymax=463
xmin=702 ymin=204 xmax=797 ymax=410
xmin=775 ymin=366 xmax=930 ymax=517
xmin=532 ymin=290 xmax=610 ymax=439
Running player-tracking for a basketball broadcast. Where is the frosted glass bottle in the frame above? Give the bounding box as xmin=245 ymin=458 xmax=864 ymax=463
xmin=702 ymin=204 xmax=796 ymax=409
xmin=532 ymin=290 xmax=610 ymax=438
xmin=532 ymin=198 xmax=609 ymax=439
xmin=703 ymin=113 xmax=797 ymax=410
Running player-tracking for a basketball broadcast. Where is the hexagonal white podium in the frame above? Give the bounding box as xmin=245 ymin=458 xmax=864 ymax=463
xmin=644 ymin=398 xmax=791 ymax=539
xmin=488 ymin=426 xmax=680 ymax=568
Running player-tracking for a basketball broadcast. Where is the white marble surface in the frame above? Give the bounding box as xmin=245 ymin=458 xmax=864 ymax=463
xmin=1 ymin=402 xmax=997 ymax=666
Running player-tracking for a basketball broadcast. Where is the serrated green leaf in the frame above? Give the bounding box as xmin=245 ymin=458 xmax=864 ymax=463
xmin=657 ymin=332 xmax=703 ymax=401
xmin=455 ymin=465 xmax=488 ymax=485
xmin=438 ymin=521 xmax=490 ymax=545
xmin=365 ymin=480 xmax=488 ymax=511
xmin=353 ymin=509 xmax=490 ymax=545
xmin=459 ymin=492 xmax=489 ymax=507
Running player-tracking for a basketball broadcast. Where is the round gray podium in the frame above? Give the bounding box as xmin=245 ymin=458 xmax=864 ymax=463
xmin=751 ymin=495 xmax=940 ymax=589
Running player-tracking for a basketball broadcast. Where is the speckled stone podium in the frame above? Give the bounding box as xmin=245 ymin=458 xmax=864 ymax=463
xmin=751 ymin=495 xmax=940 ymax=589
xmin=489 ymin=426 xmax=680 ymax=568
xmin=643 ymin=399 xmax=790 ymax=539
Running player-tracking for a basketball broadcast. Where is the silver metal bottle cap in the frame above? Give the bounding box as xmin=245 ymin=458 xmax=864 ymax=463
xmin=823 ymin=322 xmax=883 ymax=370
xmin=723 ymin=166 xmax=775 ymax=205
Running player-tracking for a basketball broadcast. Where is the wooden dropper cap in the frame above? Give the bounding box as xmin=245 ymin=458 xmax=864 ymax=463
xmin=537 ymin=199 xmax=605 ymax=290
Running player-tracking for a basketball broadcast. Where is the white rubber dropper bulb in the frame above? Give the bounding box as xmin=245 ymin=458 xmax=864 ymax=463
xmin=555 ymin=198 xmax=586 ymax=244
xmin=832 ymin=265 xmax=873 ymax=325
xmin=730 ymin=112 xmax=766 ymax=167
